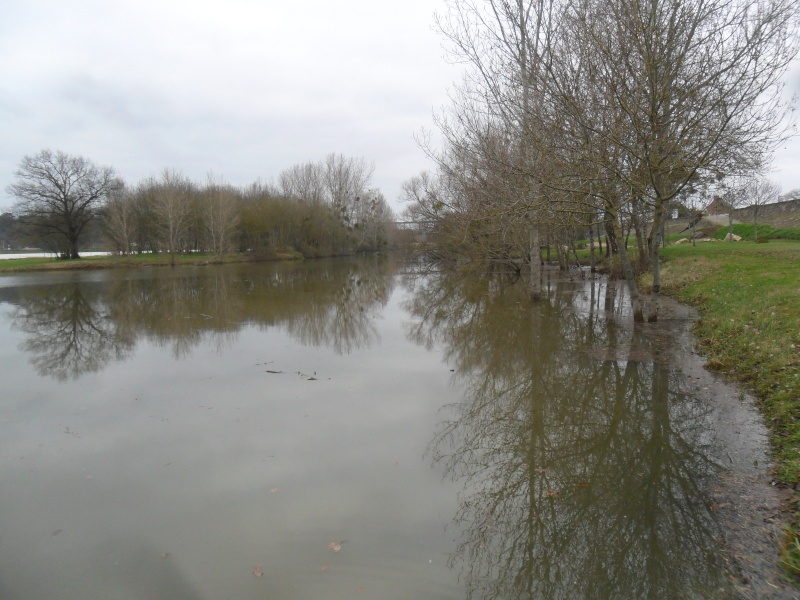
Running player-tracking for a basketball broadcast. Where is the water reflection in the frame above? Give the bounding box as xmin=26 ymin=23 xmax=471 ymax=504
xmin=405 ymin=271 xmax=731 ymax=599
xmin=12 ymin=280 xmax=135 ymax=380
xmin=4 ymin=259 xmax=394 ymax=380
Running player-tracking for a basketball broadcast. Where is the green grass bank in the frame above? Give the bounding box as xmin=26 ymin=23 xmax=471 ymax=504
xmin=644 ymin=240 xmax=800 ymax=575
xmin=0 ymin=251 xmax=304 ymax=273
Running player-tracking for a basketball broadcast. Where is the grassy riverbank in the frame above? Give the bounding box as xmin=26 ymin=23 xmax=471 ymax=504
xmin=0 ymin=251 xmax=304 ymax=273
xmin=644 ymin=240 xmax=800 ymax=574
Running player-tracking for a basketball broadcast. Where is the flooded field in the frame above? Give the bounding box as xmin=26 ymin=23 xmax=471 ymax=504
xmin=0 ymin=258 xmax=788 ymax=598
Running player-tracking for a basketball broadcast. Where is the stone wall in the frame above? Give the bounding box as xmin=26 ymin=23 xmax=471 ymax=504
xmin=733 ymin=197 xmax=800 ymax=228
xmin=665 ymin=194 xmax=800 ymax=233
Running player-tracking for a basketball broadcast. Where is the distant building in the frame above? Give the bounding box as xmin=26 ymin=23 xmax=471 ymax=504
xmin=704 ymin=196 xmax=731 ymax=215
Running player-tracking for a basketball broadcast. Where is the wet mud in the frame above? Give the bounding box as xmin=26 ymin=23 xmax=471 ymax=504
xmin=645 ymin=296 xmax=798 ymax=599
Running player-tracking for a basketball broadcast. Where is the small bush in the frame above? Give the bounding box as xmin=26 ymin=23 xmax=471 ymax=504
xmin=771 ymin=228 xmax=800 ymax=241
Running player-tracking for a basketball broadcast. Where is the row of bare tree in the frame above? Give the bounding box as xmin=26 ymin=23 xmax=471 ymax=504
xmin=7 ymin=150 xmax=394 ymax=261
xmin=402 ymin=0 xmax=798 ymax=321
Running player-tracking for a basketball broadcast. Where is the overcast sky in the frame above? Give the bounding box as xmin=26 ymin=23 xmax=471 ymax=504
xmin=1 ymin=0 xmax=799 ymax=215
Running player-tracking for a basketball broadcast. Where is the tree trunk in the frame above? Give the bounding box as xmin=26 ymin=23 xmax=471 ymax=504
xmin=68 ymin=236 xmax=80 ymax=260
xmin=604 ymin=211 xmax=618 ymax=254
xmin=630 ymin=199 xmax=648 ymax=272
xmin=646 ymin=200 xmax=668 ymax=322
xmin=648 ymin=231 xmax=663 ymax=322
xmin=555 ymin=241 xmax=567 ymax=271
xmin=529 ymin=226 xmax=542 ymax=300
xmin=613 ymin=213 xmax=644 ymax=322
xmin=570 ymin=240 xmax=581 ymax=268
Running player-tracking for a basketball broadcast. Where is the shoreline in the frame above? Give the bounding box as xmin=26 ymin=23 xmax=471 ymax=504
xmin=655 ymin=295 xmax=796 ymax=597
xmin=0 ymin=251 xmax=305 ymax=274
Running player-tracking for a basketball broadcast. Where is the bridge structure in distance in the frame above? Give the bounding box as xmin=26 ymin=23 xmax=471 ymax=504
xmin=392 ymin=221 xmax=435 ymax=241
xmin=392 ymin=221 xmax=437 ymax=230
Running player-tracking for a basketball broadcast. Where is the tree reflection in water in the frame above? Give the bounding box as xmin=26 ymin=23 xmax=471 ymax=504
xmin=11 ymin=280 xmax=135 ymax=381
xmin=405 ymin=271 xmax=733 ymax=599
xmin=7 ymin=258 xmax=394 ymax=380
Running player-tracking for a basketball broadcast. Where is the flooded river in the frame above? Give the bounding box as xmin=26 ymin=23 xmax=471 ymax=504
xmin=0 ymin=258 xmax=789 ymax=598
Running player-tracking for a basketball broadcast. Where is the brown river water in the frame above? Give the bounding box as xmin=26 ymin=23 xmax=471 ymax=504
xmin=0 ymin=257 xmax=794 ymax=599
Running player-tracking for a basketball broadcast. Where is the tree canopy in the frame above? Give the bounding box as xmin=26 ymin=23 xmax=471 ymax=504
xmin=7 ymin=149 xmax=120 ymax=259
xmin=408 ymin=0 xmax=799 ymax=320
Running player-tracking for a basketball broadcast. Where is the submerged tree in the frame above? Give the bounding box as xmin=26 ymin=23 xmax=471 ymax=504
xmin=432 ymin=0 xmax=559 ymax=296
xmin=7 ymin=149 xmax=120 ymax=259
xmin=563 ymin=0 xmax=798 ymax=320
xmin=411 ymin=0 xmax=799 ymax=320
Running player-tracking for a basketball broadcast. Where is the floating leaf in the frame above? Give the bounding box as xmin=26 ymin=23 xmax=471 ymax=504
xmin=327 ymin=541 xmax=345 ymax=553
xmin=161 ymin=552 xmax=170 ymax=559
xmin=545 ymin=489 xmax=559 ymax=497
xmin=252 ymin=565 xmax=264 ymax=577
xmin=270 ymin=487 xmax=280 ymax=494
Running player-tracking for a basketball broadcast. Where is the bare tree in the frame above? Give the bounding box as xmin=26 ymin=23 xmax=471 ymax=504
xmin=7 ymin=149 xmax=120 ymax=259
xmin=435 ymin=0 xmax=558 ymax=297
xmin=277 ymin=161 xmax=326 ymax=205
xmin=202 ymin=174 xmax=240 ymax=257
xmin=350 ymin=188 xmax=393 ymax=251
xmin=104 ymin=184 xmax=138 ymax=255
xmin=429 ymin=0 xmax=798 ymax=320
xmin=547 ymin=0 xmax=799 ymax=319
xmin=746 ymin=177 xmax=781 ymax=242
xmin=322 ymin=153 xmax=375 ymax=227
xmin=400 ymin=171 xmax=450 ymax=224
xmin=278 ymin=154 xmax=375 ymax=230
xmin=151 ymin=170 xmax=193 ymax=267
xmin=718 ymin=177 xmax=750 ymax=241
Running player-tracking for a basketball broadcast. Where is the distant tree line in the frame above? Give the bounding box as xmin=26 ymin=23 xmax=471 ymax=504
xmin=4 ymin=149 xmax=395 ymax=260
